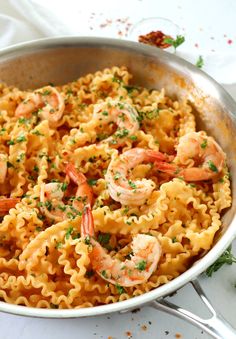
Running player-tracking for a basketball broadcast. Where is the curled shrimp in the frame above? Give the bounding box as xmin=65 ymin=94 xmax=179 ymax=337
xmin=15 ymin=86 xmax=65 ymax=125
xmin=81 ymin=206 xmax=161 ymax=287
xmin=40 ymin=164 xmax=93 ymax=221
xmin=0 ymin=154 xmax=8 ymax=184
xmin=105 ymin=147 xmax=171 ymax=205
xmin=93 ymin=100 xmax=139 ymax=147
xmin=155 ymin=131 xmax=226 ymax=181
xmin=0 ymin=198 xmax=20 ymax=216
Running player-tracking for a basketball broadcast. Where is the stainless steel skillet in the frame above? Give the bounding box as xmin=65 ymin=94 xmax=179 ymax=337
xmin=0 ymin=37 xmax=236 ymax=338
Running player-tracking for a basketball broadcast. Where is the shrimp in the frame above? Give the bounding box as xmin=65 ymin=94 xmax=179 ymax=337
xmin=81 ymin=206 xmax=161 ymax=287
xmin=105 ymin=147 xmax=172 ymax=205
xmin=40 ymin=164 xmax=93 ymax=221
xmin=0 ymin=198 xmax=20 ymax=216
xmin=15 ymin=86 xmax=65 ymax=125
xmin=155 ymin=131 xmax=226 ymax=181
xmin=0 ymin=154 xmax=8 ymax=184
xmin=93 ymin=100 xmax=139 ymax=147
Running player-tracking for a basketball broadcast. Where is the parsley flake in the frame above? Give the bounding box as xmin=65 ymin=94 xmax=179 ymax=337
xmin=206 ymin=245 xmax=236 ymax=277
xmin=196 ymin=55 xmax=204 ymax=69
xmin=163 ymin=35 xmax=185 ymax=51
xmin=208 ymin=160 xmax=218 ymax=172
xmin=65 ymin=226 xmax=73 ymax=239
xmin=116 ymin=283 xmax=125 ymax=295
xmin=136 ymin=260 xmax=147 ymax=271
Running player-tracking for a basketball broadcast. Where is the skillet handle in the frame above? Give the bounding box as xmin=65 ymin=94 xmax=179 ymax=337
xmin=150 ymin=279 xmax=236 ymax=339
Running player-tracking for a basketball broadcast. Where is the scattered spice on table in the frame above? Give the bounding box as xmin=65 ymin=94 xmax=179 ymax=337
xmin=175 ymin=333 xmax=182 ymax=338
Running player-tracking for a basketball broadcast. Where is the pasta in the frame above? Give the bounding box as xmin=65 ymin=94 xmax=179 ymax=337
xmin=0 ymin=66 xmax=231 ymax=309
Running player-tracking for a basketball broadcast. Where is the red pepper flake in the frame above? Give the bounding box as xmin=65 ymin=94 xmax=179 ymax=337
xmin=108 ymin=336 xmax=113 ymax=339
xmin=118 ymin=30 xmax=123 ymax=37
xmin=194 ymin=43 xmax=199 ymax=48
xmin=175 ymin=333 xmax=182 ymax=338
xmin=138 ymin=30 xmax=173 ymax=49
xmin=227 ymin=39 xmax=233 ymax=44
xmin=125 ymin=331 xmax=132 ymax=338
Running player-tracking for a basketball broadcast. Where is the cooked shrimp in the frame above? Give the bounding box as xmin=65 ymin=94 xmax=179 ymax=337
xmin=0 ymin=154 xmax=8 ymax=184
xmin=81 ymin=206 xmax=161 ymax=287
xmin=155 ymin=131 xmax=226 ymax=181
xmin=40 ymin=164 xmax=93 ymax=221
xmin=15 ymin=86 xmax=65 ymax=125
xmin=93 ymin=100 xmax=139 ymax=147
xmin=0 ymin=198 xmax=20 ymax=216
xmin=105 ymin=147 xmax=172 ymax=205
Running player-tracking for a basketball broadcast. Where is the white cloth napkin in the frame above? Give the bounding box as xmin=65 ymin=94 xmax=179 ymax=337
xmin=0 ymin=0 xmax=235 ymax=98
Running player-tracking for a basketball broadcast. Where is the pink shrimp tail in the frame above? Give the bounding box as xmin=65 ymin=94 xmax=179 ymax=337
xmin=66 ymin=163 xmax=87 ymax=185
xmin=154 ymin=162 xmax=181 ymax=176
xmin=81 ymin=206 xmax=95 ymax=238
xmin=146 ymin=150 xmax=173 ymax=163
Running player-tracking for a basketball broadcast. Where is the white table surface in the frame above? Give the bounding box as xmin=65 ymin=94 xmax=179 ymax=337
xmin=0 ymin=1 xmax=236 ymax=338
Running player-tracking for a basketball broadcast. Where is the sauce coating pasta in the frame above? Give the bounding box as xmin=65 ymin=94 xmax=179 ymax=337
xmin=0 ymin=66 xmax=231 ymax=309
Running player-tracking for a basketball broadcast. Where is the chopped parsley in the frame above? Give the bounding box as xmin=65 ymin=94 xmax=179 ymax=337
xmin=112 ymin=76 xmax=122 ymax=84
xmin=128 ymin=180 xmax=137 ymax=189
xmin=136 ymin=260 xmax=147 ymax=271
xmin=33 ymin=165 xmax=39 ymax=172
xmin=163 ymin=35 xmax=185 ymax=51
xmin=129 ymin=135 xmax=137 ymax=141
xmin=87 ymin=178 xmax=97 ymax=186
xmin=205 ymin=245 xmax=236 ymax=277
xmin=55 ymin=241 xmax=63 ymax=249
xmin=196 ymin=55 xmax=204 ymax=69
xmin=16 ymin=135 xmax=27 ymax=143
xmin=18 ymin=117 xmax=29 ymax=124
xmin=101 ymin=270 xmax=108 ymax=278
xmin=32 ymin=130 xmax=44 ymax=136
xmin=114 ymin=172 xmax=121 ymax=180
xmin=146 ymin=109 xmax=159 ymax=120
xmin=102 ymin=111 xmax=108 ymax=116
xmin=208 ymin=160 xmax=218 ymax=172
xmin=44 ymin=200 xmax=52 ymax=211
xmin=200 ymin=139 xmax=207 ymax=149
xmin=115 ymin=283 xmax=125 ymax=295
xmin=98 ymin=233 xmax=111 ymax=246
xmin=172 ymin=237 xmax=177 ymax=243
xmin=65 ymin=226 xmax=73 ymax=239
xmin=115 ymin=128 xmax=129 ymax=138
xmin=42 ymin=89 xmax=51 ymax=96
xmin=84 ymin=235 xmax=91 ymax=245
xmin=61 ymin=182 xmax=68 ymax=192
xmin=7 ymin=140 xmax=15 ymax=145
xmin=123 ymin=85 xmax=139 ymax=94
